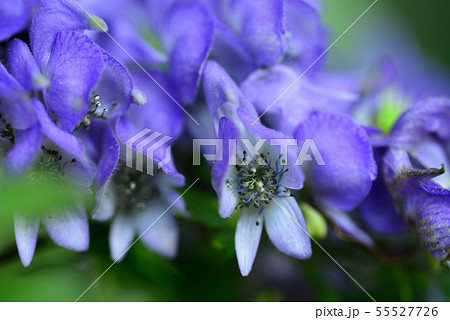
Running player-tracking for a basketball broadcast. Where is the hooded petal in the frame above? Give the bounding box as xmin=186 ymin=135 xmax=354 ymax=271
xmin=137 ymin=206 xmax=179 ymax=259
xmin=163 ymin=1 xmax=214 ymax=104
xmin=294 ymin=112 xmax=377 ymax=211
xmin=209 ymin=21 xmax=253 ymax=82
xmin=202 ymin=60 xmax=258 ymax=132
xmin=6 ymin=39 xmax=48 ymax=91
xmin=109 ymin=214 xmax=135 ymax=261
xmin=43 ymin=204 xmax=89 ymax=251
xmin=93 ymin=49 xmax=134 ymax=121
xmin=415 ymin=181 xmax=450 ymax=263
xmin=211 ymin=117 xmax=239 ymax=218
xmin=0 ymin=64 xmax=36 ymax=130
xmin=264 ymin=197 xmax=312 ymax=259
xmin=238 ymin=0 xmax=286 ymax=67
xmin=388 ymin=97 xmax=450 ymax=149
xmin=30 ymin=0 xmax=105 ymax=68
xmin=210 ymin=0 xmax=286 ymax=67
xmin=283 ymin=0 xmax=326 ymax=73
xmin=44 ymin=31 xmax=103 ymax=131
xmin=33 ymin=98 xmax=93 ymax=165
xmin=235 ymin=206 xmax=263 ymax=276
xmin=80 ymin=120 xmax=120 ymax=189
xmin=4 ymin=123 xmax=43 ymax=176
xmin=14 ymin=214 xmax=39 ymax=267
xmin=0 ymin=0 xmax=36 ymax=41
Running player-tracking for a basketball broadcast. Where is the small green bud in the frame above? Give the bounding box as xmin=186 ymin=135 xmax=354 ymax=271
xmin=32 ymin=74 xmax=50 ymax=89
xmin=88 ymin=15 xmax=108 ymax=32
xmin=132 ymin=89 xmax=147 ymax=106
xmin=300 ymin=202 xmax=328 ymax=240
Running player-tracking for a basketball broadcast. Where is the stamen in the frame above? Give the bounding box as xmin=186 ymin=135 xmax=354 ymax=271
xmin=229 ymin=151 xmax=293 ymax=211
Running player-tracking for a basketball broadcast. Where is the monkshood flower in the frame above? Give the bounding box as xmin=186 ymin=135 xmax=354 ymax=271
xmin=1 ymin=33 xmax=102 ymax=175
xmin=6 ymin=97 xmax=95 ymax=267
xmin=0 ymin=0 xmax=38 ymax=41
xmin=239 ymin=63 xmax=375 ymax=247
xmin=92 ymin=70 xmax=187 ymax=261
xmin=28 ymin=0 xmax=140 ymax=187
xmin=203 ymin=60 xmax=311 ymax=276
xmin=85 ymin=0 xmax=214 ymax=104
xmin=0 ymin=30 xmax=115 ymax=265
xmin=0 ymin=37 xmax=98 ymax=265
xmin=383 ymin=148 xmax=450 ymax=265
xmin=379 ymin=98 xmax=450 ymax=263
xmin=204 ymin=0 xmax=326 ymax=82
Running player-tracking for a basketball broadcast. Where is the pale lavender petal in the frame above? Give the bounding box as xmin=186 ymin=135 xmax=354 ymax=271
xmin=14 ymin=214 xmax=39 ymax=267
xmin=264 ymin=198 xmax=312 ymax=259
xmin=109 ymin=214 xmax=135 ymax=261
xmin=137 ymin=206 xmax=179 ymax=259
xmin=43 ymin=204 xmax=89 ymax=251
xmin=235 ymin=206 xmax=263 ymax=276
xmin=92 ymin=182 xmax=116 ymax=221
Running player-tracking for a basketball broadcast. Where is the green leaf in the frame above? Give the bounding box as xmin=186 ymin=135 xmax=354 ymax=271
xmin=0 ymin=169 xmax=93 ymax=221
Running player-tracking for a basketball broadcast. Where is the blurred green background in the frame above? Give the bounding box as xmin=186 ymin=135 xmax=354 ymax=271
xmin=1 ymin=0 xmax=450 ymax=301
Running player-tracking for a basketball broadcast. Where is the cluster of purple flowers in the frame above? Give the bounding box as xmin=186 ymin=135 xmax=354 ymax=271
xmin=0 ymin=0 xmax=449 ymax=275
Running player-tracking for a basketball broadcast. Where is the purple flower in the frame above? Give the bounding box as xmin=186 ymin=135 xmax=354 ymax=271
xmin=1 ymin=11 xmax=134 ymax=264
xmin=239 ymin=65 xmax=375 ymax=247
xmin=86 ymin=0 xmax=214 ymax=104
xmin=0 ymin=0 xmax=38 ymax=41
xmin=0 ymin=37 xmax=98 ymax=265
xmin=203 ymin=60 xmax=311 ymax=276
xmin=29 ymin=0 xmax=108 ymax=69
xmin=1 ymin=34 xmax=100 ymax=176
xmin=378 ymin=98 xmax=450 ymax=263
xmin=383 ymin=148 xmax=450 ymax=264
xmin=92 ymin=70 xmax=187 ymax=260
xmin=11 ymin=98 xmax=95 ymax=267
xmin=94 ymin=164 xmax=187 ymax=261
xmin=205 ymin=0 xmax=326 ymax=82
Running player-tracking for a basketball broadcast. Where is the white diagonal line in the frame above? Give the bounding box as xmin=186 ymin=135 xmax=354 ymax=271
xmin=71 ymin=0 xmax=200 ymax=126
xmin=75 ymin=178 xmax=200 ymax=302
xmin=252 ymin=0 xmax=379 ymax=125
xmin=272 ymin=198 xmax=377 ymax=302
